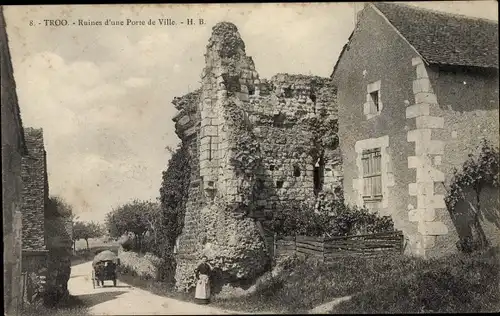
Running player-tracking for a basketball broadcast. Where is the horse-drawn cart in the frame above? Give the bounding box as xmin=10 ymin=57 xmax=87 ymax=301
xmin=91 ymin=250 xmax=120 ymax=288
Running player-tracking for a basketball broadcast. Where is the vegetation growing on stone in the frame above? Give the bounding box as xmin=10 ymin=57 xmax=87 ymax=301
xmin=445 ymin=139 xmax=499 ymax=252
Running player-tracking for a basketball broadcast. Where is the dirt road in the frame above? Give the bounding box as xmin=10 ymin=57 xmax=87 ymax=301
xmin=68 ymin=261 xmax=247 ymax=315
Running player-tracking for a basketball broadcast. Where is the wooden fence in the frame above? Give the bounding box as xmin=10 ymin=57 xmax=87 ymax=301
xmin=273 ymin=231 xmax=405 ymax=263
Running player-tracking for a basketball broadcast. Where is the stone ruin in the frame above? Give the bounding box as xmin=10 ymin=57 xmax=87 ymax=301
xmin=172 ymin=22 xmax=342 ymax=292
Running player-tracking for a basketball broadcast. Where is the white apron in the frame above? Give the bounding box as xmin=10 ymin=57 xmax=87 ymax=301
xmin=195 ymin=274 xmax=210 ymax=301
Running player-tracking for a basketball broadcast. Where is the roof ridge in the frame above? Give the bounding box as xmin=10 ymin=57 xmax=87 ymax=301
xmin=374 ymin=1 xmax=498 ymax=24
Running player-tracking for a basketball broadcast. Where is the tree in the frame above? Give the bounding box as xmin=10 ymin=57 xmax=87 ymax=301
xmin=72 ymin=221 xmax=104 ymax=251
xmin=104 ymin=199 xmax=158 ymax=253
xmin=46 ymin=195 xmax=73 ymax=218
xmin=72 ymin=221 xmax=86 ymax=251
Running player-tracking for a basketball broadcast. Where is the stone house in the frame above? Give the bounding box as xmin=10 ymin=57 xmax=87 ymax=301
xmin=21 ymin=128 xmax=50 ymax=304
xmin=2 ymin=7 xmax=72 ymax=307
xmin=331 ymin=2 xmax=499 ymax=258
xmin=2 ymin=5 xmax=25 ymax=314
xmin=21 ymin=127 xmax=73 ymax=304
xmin=172 ymin=22 xmax=342 ymax=291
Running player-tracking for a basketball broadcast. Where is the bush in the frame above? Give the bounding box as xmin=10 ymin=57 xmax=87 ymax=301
xmin=269 ymin=196 xmax=394 ymax=237
xmin=118 ymin=248 xmax=161 ymax=281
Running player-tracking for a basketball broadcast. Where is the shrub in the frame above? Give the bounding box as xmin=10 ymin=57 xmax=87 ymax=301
xmin=118 ymin=248 xmax=161 ymax=281
xmin=269 ymin=196 xmax=394 ymax=237
xmin=445 ymin=139 xmax=499 ymax=252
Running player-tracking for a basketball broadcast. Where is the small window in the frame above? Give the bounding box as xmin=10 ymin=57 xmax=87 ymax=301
xmin=208 ymin=136 xmax=212 ymax=161
xmin=256 ymin=179 xmax=265 ymax=190
xmin=362 ymin=148 xmax=383 ymax=202
xmin=284 ymin=87 xmax=293 ymax=98
xmin=273 ymin=113 xmax=286 ymax=127
xmin=276 ymin=180 xmax=284 ymax=189
xmin=309 ymin=93 xmax=317 ymax=103
xmin=293 ymin=165 xmax=301 ymax=177
xmin=248 ymin=85 xmax=255 ymax=95
xmin=269 ymin=164 xmax=275 ymax=171
xmin=370 ymin=91 xmax=380 ymax=112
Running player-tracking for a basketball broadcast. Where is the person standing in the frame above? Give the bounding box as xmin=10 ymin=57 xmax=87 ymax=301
xmin=194 ymin=255 xmax=212 ymax=304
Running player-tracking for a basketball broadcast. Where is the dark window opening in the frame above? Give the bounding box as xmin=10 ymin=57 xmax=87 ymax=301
xmin=370 ymin=91 xmax=380 ymax=112
xmin=276 ymin=180 xmax=284 ymax=189
xmin=313 ymin=157 xmax=325 ymax=196
xmin=284 ymin=87 xmax=293 ymax=98
xmin=221 ymin=74 xmax=241 ymax=94
xmin=310 ymin=93 xmax=317 ymax=103
xmin=248 ymin=85 xmax=255 ymax=95
xmin=273 ymin=112 xmax=286 ymax=127
xmin=256 ymin=179 xmax=265 ymax=190
xmin=293 ymin=165 xmax=301 ymax=177
xmin=208 ymin=136 xmax=212 ymax=161
xmin=269 ymin=164 xmax=275 ymax=171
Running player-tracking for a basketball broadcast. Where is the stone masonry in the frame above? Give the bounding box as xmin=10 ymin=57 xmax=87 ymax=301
xmin=21 ymin=128 xmax=49 ymax=304
xmin=405 ymin=57 xmax=448 ymax=257
xmin=2 ymin=6 xmax=26 ymax=314
xmin=22 ymin=128 xmax=49 ymax=251
xmin=172 ymin=22 xmax=341 ymax=292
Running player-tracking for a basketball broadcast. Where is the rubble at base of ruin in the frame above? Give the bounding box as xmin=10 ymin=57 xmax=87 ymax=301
xmin=172 ymin=21 xmax=342 ymax=292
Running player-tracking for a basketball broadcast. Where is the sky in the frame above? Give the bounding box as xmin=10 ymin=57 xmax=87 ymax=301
xmin=4 ymin=1 xmax=498 ymax=223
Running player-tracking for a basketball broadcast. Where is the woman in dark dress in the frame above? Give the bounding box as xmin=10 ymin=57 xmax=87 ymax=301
xmin=194 ymin=255 xmax=212 ymax=304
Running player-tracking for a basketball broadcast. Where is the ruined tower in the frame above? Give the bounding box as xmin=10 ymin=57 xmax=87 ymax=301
xmin=172 ymin=22 xmax=341 ymax=291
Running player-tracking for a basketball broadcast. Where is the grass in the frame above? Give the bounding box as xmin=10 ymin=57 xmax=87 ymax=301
xmin=117 ymin=271 xmax=196 ymax=303
xmin=212 ymin=247 xmax=500 ymax=314
xmin=21 ymin=295 xmax=90 ymax=316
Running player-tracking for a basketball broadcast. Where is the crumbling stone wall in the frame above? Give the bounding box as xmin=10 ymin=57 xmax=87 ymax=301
xmin=2 ymin=6 xmax=26 ymax=314
xmin=172 ymin=22 xmax=341 ymax=292
xmin=247 ymin=74 xmax=342 ymax=219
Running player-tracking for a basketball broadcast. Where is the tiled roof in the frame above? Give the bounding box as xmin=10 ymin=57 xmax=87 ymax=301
xmin=373 ymin=2 xmax=498 ymax=69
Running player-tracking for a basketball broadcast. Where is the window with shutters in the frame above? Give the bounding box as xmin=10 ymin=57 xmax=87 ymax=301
xmin=362 ymin=148 xmax=382 ymax=202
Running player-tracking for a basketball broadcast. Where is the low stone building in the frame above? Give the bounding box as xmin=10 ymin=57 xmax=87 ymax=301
xmin=21 ymin=129 xmax=49 ymax=251
xmin=20 ymin=128 xmax=50 ymax=304
xmin=2 ymin=5 xmax=26 ymax=315
xmin=332 ymin=3 xmax=499 ymax=258
xmin=21 ymin=128 xmax=73 ymax=305
xmin=172 ymin=22 xmax=341 ymax=291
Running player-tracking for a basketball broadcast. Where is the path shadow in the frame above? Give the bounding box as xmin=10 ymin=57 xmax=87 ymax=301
xmin=100 ymin=284 xmax=132 ymax=289
xmin=76 ymin=290 xmax=128 ymax=307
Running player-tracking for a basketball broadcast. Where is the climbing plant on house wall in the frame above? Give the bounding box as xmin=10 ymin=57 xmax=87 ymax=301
xmin=445 ymin=139 xmax=499 ymax=252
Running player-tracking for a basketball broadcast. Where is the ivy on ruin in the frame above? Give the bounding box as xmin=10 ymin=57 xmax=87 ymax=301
xmin=444 ymin=139 xmax=499 ymax=252
xmin=172 ymin=89 xmax=201 ymax=115
xmin=223 ymin=99 xmax=263 ymax=211
xmin=159 ymin=141 xmax=192 ymax=256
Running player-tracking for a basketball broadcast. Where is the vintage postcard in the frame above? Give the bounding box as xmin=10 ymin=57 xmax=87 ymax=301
xmin=2 ymin=1 xmax=499 ymax=315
